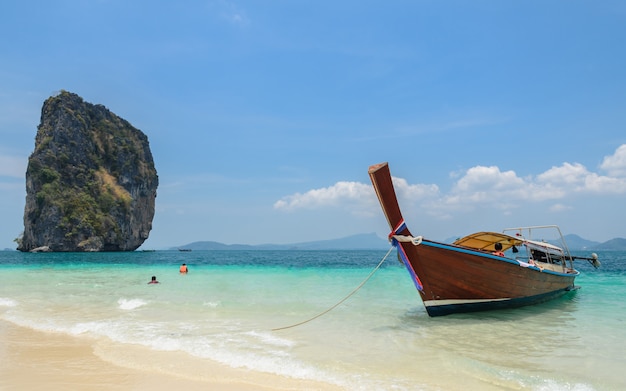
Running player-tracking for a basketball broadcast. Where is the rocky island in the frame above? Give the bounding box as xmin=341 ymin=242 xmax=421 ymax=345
xmin=17 ymin=91 xmax=158 ymax=252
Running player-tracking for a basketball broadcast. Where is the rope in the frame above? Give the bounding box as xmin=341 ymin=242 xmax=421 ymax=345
xmin=392 ymin=234 xmax=423 ymax=245
xmin=271 ymin=245 xmax=396 ymax=331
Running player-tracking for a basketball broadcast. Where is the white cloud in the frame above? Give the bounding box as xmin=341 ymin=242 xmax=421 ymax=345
xmin=440 ymin=166 xmax=545 ymax=210
xmin=390 ymin=176 xmax=439 ymax=201
xmin=538 ymin=159 xmax=626 ymax=194
xmin=454 ymin=166 xmax=526 ymax=196
xmin=274 ymin=177 xmax=439 ymax=214
xmin=600 ymin=144 xmax=626 ymax=177
xmin=274 ymin=181 xmax=374 ymax=211
xmin=443 ymin=148 xmax=626 ymax=210
xmin=583 ymin=172 xmax=626 ymax=193
xmin=274 ymin=144 xmax=626 ymax=216
xmin=537 ymin=162 xmax=589 ymax=187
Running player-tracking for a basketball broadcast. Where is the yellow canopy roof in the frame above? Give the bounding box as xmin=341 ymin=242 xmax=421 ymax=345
xmin=453 ymin=231 xmax=525 ymax=252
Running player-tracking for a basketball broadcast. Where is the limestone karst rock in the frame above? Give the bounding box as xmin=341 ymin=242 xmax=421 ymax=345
xmin=17 ymin=91 xmax=158 ymax=252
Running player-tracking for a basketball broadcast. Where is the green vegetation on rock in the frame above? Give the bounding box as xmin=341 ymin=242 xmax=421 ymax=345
xmin=17 ymin=91 xmax=158 ymax=252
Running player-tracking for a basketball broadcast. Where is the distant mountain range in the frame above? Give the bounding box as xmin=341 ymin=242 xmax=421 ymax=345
xmin=564 ymin=235 xmax=626 ymax=250
xmin=172 ymin=232 xmax=626 ymax=251
xmin=173 ymin=233 xmax=390 ymax=251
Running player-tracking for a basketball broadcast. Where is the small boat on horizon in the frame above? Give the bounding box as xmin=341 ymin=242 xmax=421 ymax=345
xmin=368 ymin=162 xmax=600 ymax=317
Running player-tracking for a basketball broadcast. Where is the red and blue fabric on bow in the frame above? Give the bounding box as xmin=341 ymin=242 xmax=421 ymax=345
xmin=389 ymin=219 xmax=424 ymax=292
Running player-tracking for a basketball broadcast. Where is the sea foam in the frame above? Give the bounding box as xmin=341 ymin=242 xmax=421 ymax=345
xmin=118 ymin=298 xmax=147 ymax=310
xmin=0 ymin=298 xmax=18 ymax=307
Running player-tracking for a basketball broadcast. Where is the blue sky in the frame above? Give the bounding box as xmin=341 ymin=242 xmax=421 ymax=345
xmin=1 ymin=1 xmax=625 ymax=250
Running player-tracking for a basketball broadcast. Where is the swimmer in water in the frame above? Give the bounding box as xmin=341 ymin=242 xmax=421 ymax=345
xmin=148 ymin=276 xmax=159 ymax=284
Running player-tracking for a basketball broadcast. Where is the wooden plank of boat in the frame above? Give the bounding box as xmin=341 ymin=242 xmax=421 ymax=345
xmin=368 ymin=162 xmax=581 ymax=317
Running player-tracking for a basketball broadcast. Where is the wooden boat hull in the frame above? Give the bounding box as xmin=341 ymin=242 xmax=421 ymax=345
xmin=398 ymin=238 xmax=578 ymax=316
xmin=369 ymin=162 xmax=578 ymax=316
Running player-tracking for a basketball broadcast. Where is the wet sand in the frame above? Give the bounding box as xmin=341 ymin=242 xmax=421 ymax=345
xmin=0 ymin=320 xmax=341 ymax=391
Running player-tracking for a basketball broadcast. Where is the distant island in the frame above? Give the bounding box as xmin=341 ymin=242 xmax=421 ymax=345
xmin=169 ymin=233 xmax=626 ymax=251
xmin=171 ymin=233 xmax=390 ymax=251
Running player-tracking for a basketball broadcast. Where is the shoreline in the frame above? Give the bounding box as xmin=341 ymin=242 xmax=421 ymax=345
xmin=0 ymin=319 xmax=342 ymax=391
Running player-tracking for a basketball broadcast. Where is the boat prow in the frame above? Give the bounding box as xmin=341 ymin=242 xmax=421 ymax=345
xmin=369 ymin=162 xmax=594 ymax=317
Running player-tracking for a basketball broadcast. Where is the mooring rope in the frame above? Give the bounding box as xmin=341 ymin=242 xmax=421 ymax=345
xmin=271 ymin=245 xmax=396 ymax=331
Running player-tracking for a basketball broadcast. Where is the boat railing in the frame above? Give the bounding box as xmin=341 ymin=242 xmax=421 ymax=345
xmin=502 ymin=225 xmax=575 ymax=270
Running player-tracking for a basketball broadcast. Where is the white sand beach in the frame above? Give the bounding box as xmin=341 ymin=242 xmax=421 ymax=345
xmin=0 ymin=320 xmax=341 ymax=391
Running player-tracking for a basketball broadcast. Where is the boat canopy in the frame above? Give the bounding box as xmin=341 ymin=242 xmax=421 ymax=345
xmin=453 ymin=231 xmax=525 ymax=253
xmin=523 ymin=240 xmax=565 ymax=257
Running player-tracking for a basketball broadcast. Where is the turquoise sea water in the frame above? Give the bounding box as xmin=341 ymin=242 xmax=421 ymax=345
xmin=1 ymin=249 xmax=625 ymax=390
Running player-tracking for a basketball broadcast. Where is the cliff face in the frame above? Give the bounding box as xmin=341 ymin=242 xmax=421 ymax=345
xmin=17 ymin=91 xmax=158 ymax=252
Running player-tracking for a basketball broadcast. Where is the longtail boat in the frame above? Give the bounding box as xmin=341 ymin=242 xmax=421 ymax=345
xmin=369 ymin=162 xmax=600 ymax=316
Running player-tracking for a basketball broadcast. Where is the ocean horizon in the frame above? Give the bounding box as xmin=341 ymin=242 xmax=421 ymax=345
xmin=1 ymin=249 xmax=625 ymax=390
